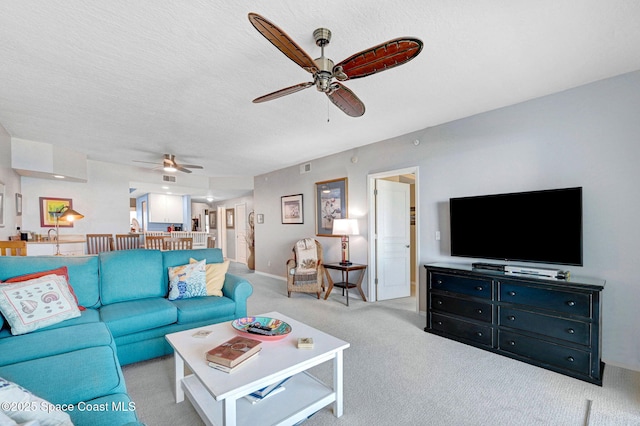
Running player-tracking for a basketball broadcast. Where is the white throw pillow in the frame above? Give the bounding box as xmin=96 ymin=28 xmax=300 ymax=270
xmin=0 ymin=377 xmax=73 ymax=426
xmin=0 ymin=274 xmax=80 ymax=335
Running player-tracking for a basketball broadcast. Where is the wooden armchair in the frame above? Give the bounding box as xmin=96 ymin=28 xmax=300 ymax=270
xmin=144 ymin=235 xmax=166 ymax=250
xmin=0 ymin=240 xmax=27 ymax=256
xmin=286 ymin=238 xmax=324 ymax=299
xmin=164 ymin=237 xmax=193 ymax=250
xmin=86 ymin=234 xmax=114 ymax=255
xmin=115 ymin=234 xmax=142 ymax=250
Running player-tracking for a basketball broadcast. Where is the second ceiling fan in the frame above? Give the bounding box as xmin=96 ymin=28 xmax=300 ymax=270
xmin=248 ymin=12 xmax=423 ymax=117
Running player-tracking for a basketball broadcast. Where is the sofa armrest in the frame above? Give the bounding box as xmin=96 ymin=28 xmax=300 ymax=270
xmin=222 ymin=273 xmax=253 ymax=318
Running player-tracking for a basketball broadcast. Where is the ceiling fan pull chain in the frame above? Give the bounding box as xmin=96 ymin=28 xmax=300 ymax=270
xmin=327 ymin=98 xmax=331 ymax=123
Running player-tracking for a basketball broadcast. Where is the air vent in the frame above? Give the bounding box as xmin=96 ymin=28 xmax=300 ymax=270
xmin=162 ymin=175 xmax=176 ymax=183
xmin=299 ymin=163 xmax=311 ymax=174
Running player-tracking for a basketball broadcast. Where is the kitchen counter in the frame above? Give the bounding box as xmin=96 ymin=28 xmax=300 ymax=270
xmin=26 ymin=239 xmax=86 ymax=255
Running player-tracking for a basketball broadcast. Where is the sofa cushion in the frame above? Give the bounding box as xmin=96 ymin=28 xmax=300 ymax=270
xmin=191 ymin=258 xmax=229 ymax=297
xmin=0 ymin=377 xmax=73 ymax=426
xmin=0 ymin=275 xmax=81 ymax=335
xmin=100 ymin=298 xmax=177 ymax=337
xmin=0 ymin=308 xmax=100 ymax=339
xmin=167 ymin=260 xmax=207 ymax=300
xmin=0 ymin=345 xmax=127 ymax=406
xmin=0 ymin=322 xmax=114 ymax=367
xmin=3 ymin=266 xmax=85 ymax=311
xmin=170 ymin=296 xmax=236 ymax=324
xmin=99 ymin=250 xmax=165 ymax=304
xmin=0 ymin=256 xmax=100 ymax=309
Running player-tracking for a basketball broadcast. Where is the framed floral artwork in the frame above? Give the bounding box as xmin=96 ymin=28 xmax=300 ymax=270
xmin=226 ymin=208 xmax=235 ymax=229
xmin=315 ymin=178 xmax=347 ymax=236
xmin=39 ymin=197 xmax=74 ymax=227
xmin=281 ymin=194 xmax=303 ymax=224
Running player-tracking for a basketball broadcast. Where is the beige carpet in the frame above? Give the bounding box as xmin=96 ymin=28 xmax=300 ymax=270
xmin=122 ymin=263 xmax=640 ymax=425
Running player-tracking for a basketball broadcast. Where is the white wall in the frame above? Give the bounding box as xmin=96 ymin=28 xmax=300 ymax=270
xmin=253 ymin=70 xmax=640 ymax=371
xmin=19 ymin=160 xmax=135 ymax=236
xmin=0 ymin=123 xmax=21 ymax=239
xmin=212 ymin=194 xmax=254 ymax=260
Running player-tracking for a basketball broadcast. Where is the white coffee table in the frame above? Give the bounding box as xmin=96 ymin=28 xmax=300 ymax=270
xmin=165 ymin=311 xmax=350 ymax=426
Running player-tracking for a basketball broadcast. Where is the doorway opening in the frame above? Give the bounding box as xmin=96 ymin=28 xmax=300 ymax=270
xmin=367 ymin=167 xmax=419 ymax=312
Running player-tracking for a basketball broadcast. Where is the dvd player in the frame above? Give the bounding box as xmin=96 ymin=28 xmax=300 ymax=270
xmin=472 ymin=262 xmax=505 ymax=272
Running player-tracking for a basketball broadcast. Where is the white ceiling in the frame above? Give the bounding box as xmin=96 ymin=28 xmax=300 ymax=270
xmin=1 ymin=1 xmax=640 ymax=199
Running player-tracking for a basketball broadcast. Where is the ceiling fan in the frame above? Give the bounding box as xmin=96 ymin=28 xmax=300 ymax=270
xmin=248 ymin=12 xmax=423 ymax=117
xmin=134 ymin=154 xmax=203 ymax=174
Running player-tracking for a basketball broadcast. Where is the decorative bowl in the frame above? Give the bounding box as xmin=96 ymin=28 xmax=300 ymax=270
xmin=231 ymin=316 xmax=292 ymax=341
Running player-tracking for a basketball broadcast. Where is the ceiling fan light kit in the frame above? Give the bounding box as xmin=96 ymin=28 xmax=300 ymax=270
xmin=248 ymin=12 xmax=423 ymax=117
xmin=134 ymin=154 xmax=204 ymax=174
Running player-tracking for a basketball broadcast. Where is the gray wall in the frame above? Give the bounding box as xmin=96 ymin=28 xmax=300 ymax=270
xmin=253 ymin=70 xmax=640 ymax=371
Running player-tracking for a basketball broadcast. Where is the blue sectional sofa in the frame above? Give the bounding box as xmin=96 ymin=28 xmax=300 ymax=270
xmin=0 ymin=248 xmax=253 ymax=426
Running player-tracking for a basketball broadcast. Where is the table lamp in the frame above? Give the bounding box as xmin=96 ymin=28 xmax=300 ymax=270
xmin=332 ymin=218 xmax=359 ymax=266
xmin=53 ymin=206 xmax=84 ymax=255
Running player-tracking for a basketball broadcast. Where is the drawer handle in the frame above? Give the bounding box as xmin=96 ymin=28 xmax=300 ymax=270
xmin=475 ymin=286 xmax=484 ymax=291
xmin=508 ymin=291 xmax=516 ymax=296
xmin=567 ymin=301 xmax=576 ymax=307
xmin=507 ymin=315 xmax=516 ymax=321
xmin=476 ymin=309 xmax=483 ymax=314
xmin=436 ymin=321 xmax=443 ymax=326
xmin=437 ymin=280 xmax=443 ymax=285
xmin=508 ymin=340 xmax=516 ymax=346
xmin=567 ymin=328 xmax=575 ymax=334
xmin=567 ymin=356 xmax=575 ymax=362
xmin=476 ymin=332 xmax=483 ymax=337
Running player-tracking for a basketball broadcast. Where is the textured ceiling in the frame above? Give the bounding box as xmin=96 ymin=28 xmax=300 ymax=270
xmin=1 ymin=1 xmax=640 ymax=196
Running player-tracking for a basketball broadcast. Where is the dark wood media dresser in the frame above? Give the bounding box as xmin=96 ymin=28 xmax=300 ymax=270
xmin=424 ymin=263 xmax=605 ymax=385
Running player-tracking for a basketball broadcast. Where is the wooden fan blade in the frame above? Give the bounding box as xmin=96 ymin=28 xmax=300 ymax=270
xmin=326 ymin=83 xmax=365 ymax=117
xmin=334 ymin=38 xmax=423 ymax=81
xmin=180 ymin=164 xmax=203 ymax=169
xmin=253 ymin=82 xmax=314 ymax=103
xmin=248 ymin=13 xmax=318 ymax=74
xmin=176 ymin=165 xmax=193 ymax=173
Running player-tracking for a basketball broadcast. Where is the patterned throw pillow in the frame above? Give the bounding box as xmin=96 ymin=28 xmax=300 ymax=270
xmin=190 ymin=258 xmax=229 ymax=297
xmin=0 ymin=377 xmax=73 ymax=425
xmin=0 ymin=274 xmax=81 ymax=336
xmin=3 ymin=266 xmax=85 ymax=311
xmin=167 ymin=260 xmax=207 ymax=300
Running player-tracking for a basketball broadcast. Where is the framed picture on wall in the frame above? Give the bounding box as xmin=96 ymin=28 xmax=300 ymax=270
xmin=209 ymin=211 xmax=217 ymax=229
xmin=315 ymin=178 xmax=348 ymax=236
xmin=281 ymin=194 xmax=303 ymax=224
xmin=39 ymin=197 xmax=74 ymax=227
xmin=226 ymin=208 xmax=235 ymax=229
xmin=15 ymin=193 xmax=22 ymax=216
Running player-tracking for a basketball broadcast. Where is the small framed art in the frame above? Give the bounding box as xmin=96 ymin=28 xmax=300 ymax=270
xmin=39 ymin=197 xmax=74 ymax=227
xmin=226 ymin=208 xmax=235 ymax=229
xmin=281 ymin=194 xmax=303 ymax=224
xmin=315 ymin=178 xmax=347 ymax=236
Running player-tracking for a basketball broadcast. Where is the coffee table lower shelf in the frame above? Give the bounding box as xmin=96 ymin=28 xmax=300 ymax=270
xmin=182 ymin=371 xmax=334 ymax=426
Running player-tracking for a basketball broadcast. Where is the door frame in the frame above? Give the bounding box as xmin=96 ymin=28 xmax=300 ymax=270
xmin=367 ymin=166 xmax=420 ymax=312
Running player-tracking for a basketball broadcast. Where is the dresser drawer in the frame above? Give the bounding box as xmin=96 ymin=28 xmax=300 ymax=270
xmin=431 ymin=294 xmax=492 ymax=323
xmin=498 ymin=330 xmax=591 ymax=375
xmin=431 ymin=313 xmax=493 ymax=346
xmin=431 ymin=272 xmax=492 ymax=300
xmin=498 ymin=281 xmax=591 ymax=317
xmin=499 ymin=307 xmax=590 ymax=345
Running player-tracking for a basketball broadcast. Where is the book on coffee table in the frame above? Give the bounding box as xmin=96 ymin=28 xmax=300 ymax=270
xmin=208 ymin=351 xmax=260 ymax=373
xmin=206 ymin=335 xmax=262 ymax=368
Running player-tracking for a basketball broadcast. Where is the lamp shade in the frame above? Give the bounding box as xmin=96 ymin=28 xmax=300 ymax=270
xmin=59 ymin=207 xmax=84 ymax=222
xmin=332 ymin=218 xmax=359 ymax=236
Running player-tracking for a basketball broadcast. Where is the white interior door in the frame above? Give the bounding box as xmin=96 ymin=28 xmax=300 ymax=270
xmin=375 ymin=179 xmax=411 ymax=300
xmin=236 ymin=203 xmax=247 ymax=264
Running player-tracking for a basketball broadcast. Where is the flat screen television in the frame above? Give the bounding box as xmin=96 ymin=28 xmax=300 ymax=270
xmin=449 ymin=187 xmax=583 ymax=266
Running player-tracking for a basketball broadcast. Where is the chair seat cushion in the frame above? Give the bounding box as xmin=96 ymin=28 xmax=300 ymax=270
xmin=100 ymin=298 xmax=176 ymax=337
